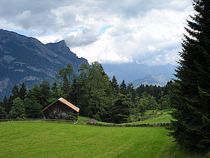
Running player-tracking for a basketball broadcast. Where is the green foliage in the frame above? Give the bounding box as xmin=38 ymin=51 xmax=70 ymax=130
xmin=158 ymin=94 xmax=171 ymax=110
xmin=171 ymin=0 xmax=210 ymax=151
xmin=136 ymin=84 xmax=163 ymax=99
xmin=50 ymin=82 xmax=62 ymax=100
xmin=27 ymin=81 xmax=51 ymax=109
xmin=19 ymin=83 xmax=27 ymax=99
xmin=138 ymin=92 xmax=158 ymax=110
xmin=87 ymin=62 xmax=112 ymax=120
xmin=9 ymin=97 xmax=25 ymax=119
xmin=11 ymin=85 xmax=19 ymax=98
xmin=110 ymin=75 xmax=119 ymax=96
xmin=112 ymin=94 xmax=131 ymax=123
xmin=67 ymin=111 xmax=78 ymax=121
xmin=207 ymin=152 xmax=210 ymax=158
xmin=58 ymin=64 xmax=73 ymax=98
xmin=0 ymin=62 xmax=173 ymax=123
xmin=72 ymin=62 xmax=112 ymax=121
xmin=119 ymin=80 xmax=127 ymax=95
xmin=39 ymin=81 xmax=51 ymax=107
xmin=24 ymin=98 xmax=42 ymax=118
xmin=0 ymin=105 xmax=6 ymax=119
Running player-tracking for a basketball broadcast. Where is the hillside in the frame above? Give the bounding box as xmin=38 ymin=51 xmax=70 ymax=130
xmin=0 ymin=121 xmax=205 ymax=158
xmin=0 ymin=29 xmax=88 ymax=99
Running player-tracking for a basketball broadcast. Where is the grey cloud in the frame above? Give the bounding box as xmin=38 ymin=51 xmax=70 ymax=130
xmin=0 ymin=0 xmax=192 ymax=31
xmin=96 ymin=0 xmax=191 ymax=18
xmin=0 ymin=0 xmax=77 ymax=32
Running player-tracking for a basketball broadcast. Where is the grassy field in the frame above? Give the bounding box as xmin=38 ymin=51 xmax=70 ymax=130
xmin=0 ymin=121 xmax=206 ymax=158
xmin=128 ymin=110 xmax=173 ymax=124
xmin=79 ymin=109 xmax=173 ymax=125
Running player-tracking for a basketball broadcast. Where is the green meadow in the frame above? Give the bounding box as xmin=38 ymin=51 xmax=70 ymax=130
xmin=127 ymin=110 xmax=173 ymax=125
xmin=0 ymin=121 xmax=205 ymax=158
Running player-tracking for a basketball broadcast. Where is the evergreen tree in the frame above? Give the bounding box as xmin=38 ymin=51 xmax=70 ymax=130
xmin=119 ymin=80 xmax=127 ymax=95
xmin=72 ymin=78 xmax=89 ymax=116
xmin=127 ymin=83 xmax=136 ymax=102
xmin=70 ymin=64 xmax=90 ymax=116
xmin=50 ymin=82 xmax=62 ymax=102
xmin=0 ymin=102 xmax=6 ymax=119
xmin=58 ymin=64 xmax=73 ymax=98
xmin=19 ymin=83 xmax=27 ymax=100
xmin=27 ymin=81 xmax=50 ymax=109
xmin=111 ymin=94 xmax=131 ymax=123
xmin=39 ymin=81 xmax=51 ymax=108
xmin=110 ymin=76 xmax=119 ymax=96
xmin=3 ymin=96 xmax=9 ymax=113
xmin=11 ymin=85 xmax=19 ymax=98
xmin=171 ymin=0 xmax=210 ymax=151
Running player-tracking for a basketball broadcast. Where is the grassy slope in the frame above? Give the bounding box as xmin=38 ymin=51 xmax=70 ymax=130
xmin=139 ymin=113 xmax=171 ymax=124
xmin=129 ymin=110 xmax=173 ymax=124
xmin=0 ymin=121 xmax=205 ymax=158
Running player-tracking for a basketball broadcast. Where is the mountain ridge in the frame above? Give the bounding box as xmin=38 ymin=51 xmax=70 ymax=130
xmin=0 ymin=29 xmax=88 ymax=99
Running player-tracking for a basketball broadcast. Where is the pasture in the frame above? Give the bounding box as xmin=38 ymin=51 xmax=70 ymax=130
xmin=0 ymin=121 xmax=205 ymax=158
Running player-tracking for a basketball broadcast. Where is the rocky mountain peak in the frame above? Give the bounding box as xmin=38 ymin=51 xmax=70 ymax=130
xmin=0 ymin=29 xmax=88 ymax=99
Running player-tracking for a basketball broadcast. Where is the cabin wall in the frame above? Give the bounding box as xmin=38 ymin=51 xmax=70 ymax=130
xmin=43 ymin=102 xmax=78 ymax=121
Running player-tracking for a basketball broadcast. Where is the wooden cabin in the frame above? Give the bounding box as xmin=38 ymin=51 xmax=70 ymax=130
xmin=42 ymin=97 xmax=80 ymax=121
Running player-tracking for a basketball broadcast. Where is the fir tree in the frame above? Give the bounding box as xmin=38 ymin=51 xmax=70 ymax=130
xmin=39 ymin=81 xmax=51 ymax=108
xmin=51 ymin=82 xmax=61 ymax=100
xmin=171 ymin=0 xmax=210 ymax=151
xmin=11 ymin=85 xmax=19 ymax=98
xmin=19 ymin=83 xmax=27 ymax=100
xmin=58 ymin=64 xmax=73 ymax=98
xmin=110 ymin=76 xmax=119 ymax=96
xmin=119 ymin=80 xmax=127 ymax=95
xmin=111 ymin=94 xmax=131 ymax=123
xmin=0 ymin=102 xmax=6 ymax=119
xmin=3 ymin=96 xmax=9 ymax=113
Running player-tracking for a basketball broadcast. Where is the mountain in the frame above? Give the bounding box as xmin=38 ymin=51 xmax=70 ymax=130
xmin=102 ymin=63 xmax=175 ymax=86
xmin=0 ymin=29 xmax=88 ymax=99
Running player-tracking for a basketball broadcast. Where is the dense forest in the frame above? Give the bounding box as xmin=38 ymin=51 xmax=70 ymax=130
xmin=0 ymin=62 xmax=173 ymax=123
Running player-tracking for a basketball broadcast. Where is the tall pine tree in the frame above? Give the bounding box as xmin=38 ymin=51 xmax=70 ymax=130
xmin=110 ymin=76 xmax=119 ymax=96
xmin=19 ymin=83 xmax=27 ymax=100
xmin=171 ymin=0 xmax=210 ymax=151
xmin=119 ymin=80 xmax=127 ymax=95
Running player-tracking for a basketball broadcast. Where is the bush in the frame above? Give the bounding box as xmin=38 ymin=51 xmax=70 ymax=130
xmin=9 ymin=97 xmax=25 ymax=119
xmin=24 ymin=98 xmax=42 ymax=118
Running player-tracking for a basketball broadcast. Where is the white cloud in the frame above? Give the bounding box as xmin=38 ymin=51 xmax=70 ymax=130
xmin=0 ymin=0 xmax=193 ymax=65
xmin=71 ymin=5 xmax=193 ymax=65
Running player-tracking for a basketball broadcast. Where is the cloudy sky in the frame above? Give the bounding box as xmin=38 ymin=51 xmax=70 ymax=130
xmin=0 ymin=0 xmax=193 ymax=65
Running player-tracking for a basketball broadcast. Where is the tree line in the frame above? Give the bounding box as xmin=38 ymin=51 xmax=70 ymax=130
xmin=0 ymin=62 xmax=173 ymax=123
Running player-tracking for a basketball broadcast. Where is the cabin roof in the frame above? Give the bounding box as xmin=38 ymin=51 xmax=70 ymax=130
xmin=42 ymin=97 xmax=80 ymax=113
xmin=58 ymin=98 xmax=80 ymax=112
